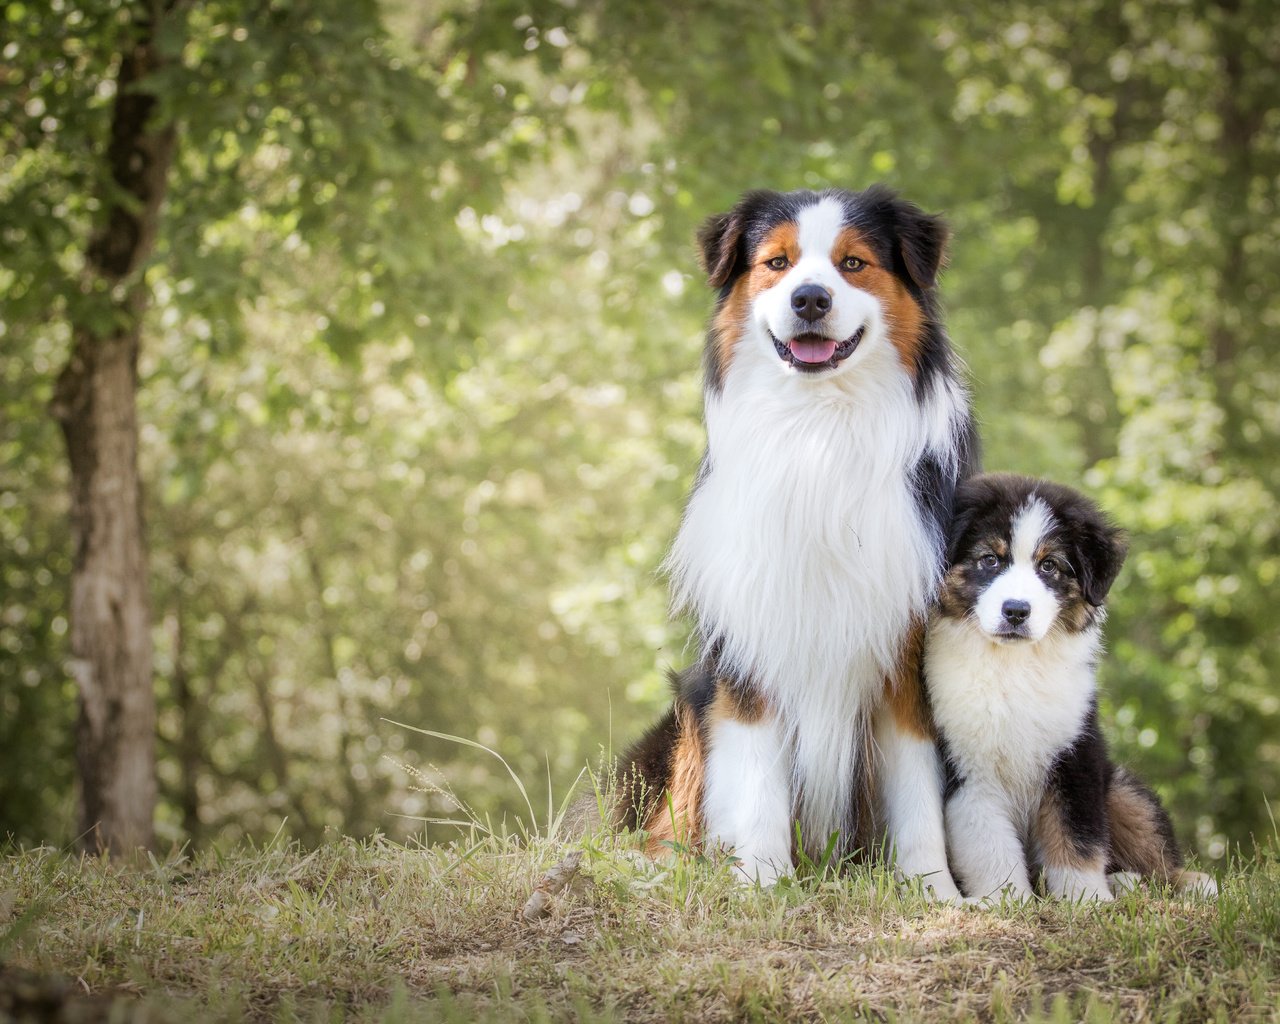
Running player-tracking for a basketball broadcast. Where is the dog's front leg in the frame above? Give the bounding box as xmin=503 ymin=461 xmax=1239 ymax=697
xmin=875 ymin=700 xmax=960 ymax=900
xmin=946 ymin=782 xmax=1034 ymax=901
xmin=702 ymin=705 xmax=793 ymax=886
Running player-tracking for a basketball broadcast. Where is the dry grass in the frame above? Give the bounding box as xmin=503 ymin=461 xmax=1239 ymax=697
xmin=2 ymin=825 xmax=1277 ymax=1023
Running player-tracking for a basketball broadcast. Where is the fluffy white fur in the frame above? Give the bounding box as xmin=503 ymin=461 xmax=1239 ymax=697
xmin=703 ymin=713 xmax=793 ymax=885
xmin=874 ymin=703 xmax=960 ymax=899
xmin=667 ymin=196 xmax=968 ymax=876
xmin=1042 ymin=859 xmax=1113 ymax=902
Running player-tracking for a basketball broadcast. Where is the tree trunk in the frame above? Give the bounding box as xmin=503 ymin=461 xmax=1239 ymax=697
xmin=49 ymin=2 xmax=178 ymax=854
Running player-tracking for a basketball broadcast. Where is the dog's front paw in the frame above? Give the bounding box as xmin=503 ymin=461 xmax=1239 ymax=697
xmin=1046 ymin=868 xmax=1113 ymax=903
xmin=960 ymin=883 xmax=1036 ymax=909
xmin=729 ymin=854 xmax=789 ymax=889
xmin=1175 ymin=870 xmax=1218 ymax=899
xmin=1108 ymin=871 xmax=1142 ymax=895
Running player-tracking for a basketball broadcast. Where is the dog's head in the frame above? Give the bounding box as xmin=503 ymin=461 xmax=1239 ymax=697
xmin=939 ymin=473 xmax=1128 ymax=644
xmin=697 ymin=186 xmax=947 ymax=389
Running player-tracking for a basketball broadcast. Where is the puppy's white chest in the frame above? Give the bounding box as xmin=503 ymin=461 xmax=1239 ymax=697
xmin=925 ymin=618 xmax=1099 ymax=801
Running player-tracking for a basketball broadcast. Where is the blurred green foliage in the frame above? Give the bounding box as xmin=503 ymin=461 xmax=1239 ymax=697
xmin=1 ymin=0 xmax=1276 ymax=860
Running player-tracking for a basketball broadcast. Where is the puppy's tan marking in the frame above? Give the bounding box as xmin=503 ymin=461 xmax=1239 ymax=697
xmin=1106 ymin=773 xmax=1179 ymax=882
xmin=1035 ymin=790 xmax=1107 ymax=877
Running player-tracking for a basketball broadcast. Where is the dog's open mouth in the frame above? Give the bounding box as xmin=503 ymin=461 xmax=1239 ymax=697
xmin=772 ymin=326 xmax=865 ymax=372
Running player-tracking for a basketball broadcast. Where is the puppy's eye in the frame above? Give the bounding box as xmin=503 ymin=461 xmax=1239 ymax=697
xmin=765 ymin=255 xmax=789 ymax=271
xmin=977 ymin=554 xmax=999 ymax=570
xmin=1038 ymin=556 xmax=1064 ymax=577
xmin=840 ymin=256 xmax=866 ymax=272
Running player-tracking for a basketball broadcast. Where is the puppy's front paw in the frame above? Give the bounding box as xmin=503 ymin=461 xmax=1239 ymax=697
xmin=897 ymin=867 xmax=961 ymax=903
xmin=961 ymin=884 xmax=1036 ymax=909
xmin=1045 ymin=867 xmax=1112 ymax=903
xmin=1175 ymin=870 xmax=1218 ymax=899
xmin=1108 ymin=871 xmax=1142 ymax=895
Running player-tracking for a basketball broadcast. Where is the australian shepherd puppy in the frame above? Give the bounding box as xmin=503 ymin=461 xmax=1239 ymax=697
xmin=618 ymin=187 xmax=977 ymax=894
xmin=924 ymin=473 xmax=1216 ymax=901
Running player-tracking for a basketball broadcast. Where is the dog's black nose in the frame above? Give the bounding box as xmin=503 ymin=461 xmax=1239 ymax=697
xmin=791 ymin=284 xmax=831 ymax=322
xmin=1001 ymin=600 xmax=1031 ymax=625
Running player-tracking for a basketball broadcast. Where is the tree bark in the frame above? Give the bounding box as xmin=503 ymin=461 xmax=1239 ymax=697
xmin=49 ymin=1 xmax=178 ymax=854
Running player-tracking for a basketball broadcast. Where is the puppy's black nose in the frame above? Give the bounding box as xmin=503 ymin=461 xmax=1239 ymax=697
xmin=1001 ymin=600 xmax=1031 ymax=625
xmin=791 ymin=284 xmax=831 ymax=322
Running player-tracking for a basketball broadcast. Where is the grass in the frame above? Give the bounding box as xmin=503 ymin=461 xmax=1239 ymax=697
xmin=2 ymin=824 xmax=1278 ymax=1023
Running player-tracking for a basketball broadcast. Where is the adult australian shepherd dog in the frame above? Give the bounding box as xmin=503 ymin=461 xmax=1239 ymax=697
xmin=616 ymin=186 xmax=977 ymax=895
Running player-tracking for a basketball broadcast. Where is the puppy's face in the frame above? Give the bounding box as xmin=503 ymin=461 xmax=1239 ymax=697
xmin=697 ymin=188 xmax=946 ymax=387
xmin=940 ymin=475 xmax=1128 ymax=645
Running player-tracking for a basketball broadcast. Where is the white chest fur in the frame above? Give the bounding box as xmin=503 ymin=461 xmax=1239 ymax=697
xmin=667 ymin=339 xmax=963 ymax=840
xmin=924 ymin=617 xmax=1100 ymax=813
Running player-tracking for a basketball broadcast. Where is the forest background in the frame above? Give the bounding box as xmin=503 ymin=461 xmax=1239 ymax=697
xmin=1 ymin=0 xmax=1276 ymax=864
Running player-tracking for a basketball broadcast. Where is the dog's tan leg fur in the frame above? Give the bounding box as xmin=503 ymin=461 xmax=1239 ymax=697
xmin=1035 ymin=792 xmax=1112 ymax=901
xmin=641 ymin=702 xmax=705 ymax=856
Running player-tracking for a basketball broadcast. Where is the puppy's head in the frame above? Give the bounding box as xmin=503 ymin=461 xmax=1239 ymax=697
xmin=940 ymin=474 xmax=1127 ymax=644
xmin=697 ymin=186 xmax=946 ymax=389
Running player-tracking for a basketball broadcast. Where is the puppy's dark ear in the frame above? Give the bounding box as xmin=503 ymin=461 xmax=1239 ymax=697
xmin=697 ymin=209 xmax=746 ymax=288
xmin=944 ymin=493 xmax=979 ymax=567
xmin=1075 ymin=522 xmax=1128 ymax=607
xmin=895 ymin=204 xmax=949 ymax=291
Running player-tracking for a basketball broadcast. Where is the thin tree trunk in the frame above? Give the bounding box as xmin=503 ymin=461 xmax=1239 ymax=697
xmin=49 ymin=1 xmax=178 ymax=854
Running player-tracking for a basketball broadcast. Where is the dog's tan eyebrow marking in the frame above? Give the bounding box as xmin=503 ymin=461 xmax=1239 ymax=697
xmin=831 ymin=225 xmax=875 ymax=266
xmin=1033 ymin=541 xmax=1066 ymax=565
xmin=758 ymin=222 xmax=798 ymax=262
xmin=833 ymin=225 xmax=925 ymax=377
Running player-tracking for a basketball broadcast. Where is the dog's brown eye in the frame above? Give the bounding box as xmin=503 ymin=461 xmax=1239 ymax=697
xmin=765 ymin=255 xmax=789 ymax=271
xmin=1038 ymin=557 xmax=1062 ymax=576
xmin=840 ymin=256 xmax=866 ymax=272
xmin=977 ymin=554 xmax=999 ymax=570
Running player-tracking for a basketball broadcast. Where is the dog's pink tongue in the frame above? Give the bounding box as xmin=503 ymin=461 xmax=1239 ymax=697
xmin=789 ymin=338 xmax=837 ymax=363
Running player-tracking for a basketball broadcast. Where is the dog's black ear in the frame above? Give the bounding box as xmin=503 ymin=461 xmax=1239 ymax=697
xmin=1074 ymin=520 xmax=1128 ymax=607
xmin=697 ymin=209 xmax=746 ymax=289
xmin=895 ymin=203 xmax=949 ymax=291
xmin=944 ymin=488 xmax=981 ymax=567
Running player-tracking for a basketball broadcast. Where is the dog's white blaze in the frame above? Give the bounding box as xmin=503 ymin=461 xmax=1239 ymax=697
xmin=1011 ymin=498 xmax=1053 ymax=564
xmin=975 ymin=497 xmax=1059 ymax=641
xmin=752 ymin=197 xmax=884 ymax=377
xmin=795 ymin=197 xmax=847 ymax=257
xmin=668 ymin=247 xmax=967 ymax=850
xmin=702 ymin=713 xmax=793 ymax=885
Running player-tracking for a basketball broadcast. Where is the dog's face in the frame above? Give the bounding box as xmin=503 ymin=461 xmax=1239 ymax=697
xmin=940 ymin=474 xmax=1128 ymax=644
xmin=697 ymin=187 xmax=946 ymax=387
